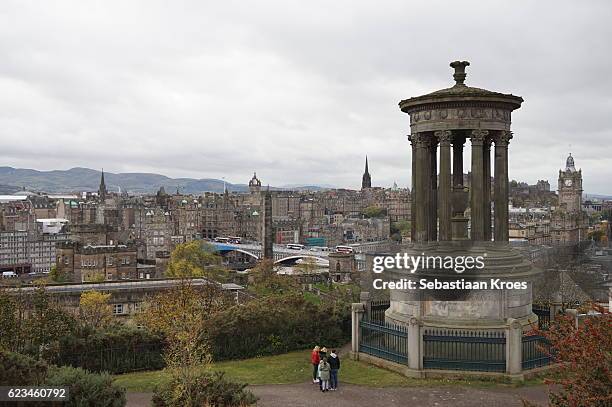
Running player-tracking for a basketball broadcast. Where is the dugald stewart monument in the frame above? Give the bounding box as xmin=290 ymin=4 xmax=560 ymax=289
xmin=354 ymin=61 xmax=542 ymax=379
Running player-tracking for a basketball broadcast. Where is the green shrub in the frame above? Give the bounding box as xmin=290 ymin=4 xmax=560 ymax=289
xmin=152 ymin=370 xmax=257 ymax=407
xmin=0 ymin=350 xmax=48 ymax=386
xmin=206 ymin=294 xmax=350 ymax=360
xmin=49 ymin=326 xmax=165 ymax=374
xmin=44 ymin=366 xmax=126 ymax=407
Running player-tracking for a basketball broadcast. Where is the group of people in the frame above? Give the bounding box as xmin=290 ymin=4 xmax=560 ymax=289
xmin=310 ymin=346 xmax=341 ymax=392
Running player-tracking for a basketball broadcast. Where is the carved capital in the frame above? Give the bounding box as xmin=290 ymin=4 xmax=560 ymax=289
xmin=495 ymin=130 xmax=513 ymax=146
xmin=434 ymin=130 xmax=452 ymax=144
xmin=470 ymin=129 xmax=489 ymax=144
xmin=409 ymin=133 xmax=428 ymax=147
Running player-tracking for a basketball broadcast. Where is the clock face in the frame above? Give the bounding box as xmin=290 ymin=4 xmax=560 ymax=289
xmin=564 ymin=179 xmax=573 ymax=187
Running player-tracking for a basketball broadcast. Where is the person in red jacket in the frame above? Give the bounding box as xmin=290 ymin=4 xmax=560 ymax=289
xmin=311 ymin=346 xmax=320 ymax=383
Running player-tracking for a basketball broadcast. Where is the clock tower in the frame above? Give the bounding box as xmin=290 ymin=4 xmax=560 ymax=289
xmin=557 ymin=153 xmax=582 ymax=212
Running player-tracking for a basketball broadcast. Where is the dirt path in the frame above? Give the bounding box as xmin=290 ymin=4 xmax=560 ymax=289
xmin=127 ymin=382 xmax=549 ymax=407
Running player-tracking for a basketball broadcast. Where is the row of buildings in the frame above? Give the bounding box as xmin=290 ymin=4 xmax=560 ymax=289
xmin=0 ymin=161 xmax=409 ymax=281
xmin=508 ymin=154 xmax=608 ymax=246
xmin=1 ymin=155 xmax=609 ymax=281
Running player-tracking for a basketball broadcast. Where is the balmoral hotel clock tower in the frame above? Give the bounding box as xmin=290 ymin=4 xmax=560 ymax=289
xmin=558 ymin=153 xmax=583 ymax=213
xmin=551 ymin=153 xmax=588 ymax=245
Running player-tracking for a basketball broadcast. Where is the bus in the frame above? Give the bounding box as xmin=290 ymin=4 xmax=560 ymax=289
xmin=214 ymin=237 xmax=230 ymax=243
xmin=228 ymin=236 xmax=242 ymax=244
xmin=286 ymin=243 xmax=305 ymax=250
xmin=335 ymin=245 xmax=354 ymax=254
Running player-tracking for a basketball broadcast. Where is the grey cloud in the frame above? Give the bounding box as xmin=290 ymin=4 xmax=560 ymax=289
xmin=0 ymin=0 xmax=610 ymax=193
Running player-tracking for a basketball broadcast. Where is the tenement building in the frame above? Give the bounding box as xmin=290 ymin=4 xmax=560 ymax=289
xmin=56 ymin=242 xmax=138 ymax=282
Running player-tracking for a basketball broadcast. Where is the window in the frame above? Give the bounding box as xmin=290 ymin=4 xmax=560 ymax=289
xmin=113 ymin=304 xmax=124 ymax=315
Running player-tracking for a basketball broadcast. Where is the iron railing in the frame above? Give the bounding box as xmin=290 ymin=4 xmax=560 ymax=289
xmin=59 ymin=343 xmax=164 ymax=374
xmin=423 ymin=329 xmax=506 ymax=372
xmin=368 ymin=300 xmax=390 ymax=324
xmin=359 ymin=318 xmax=408 ymax=364
xmin=522 ymin=335 xmax=553 ymax=370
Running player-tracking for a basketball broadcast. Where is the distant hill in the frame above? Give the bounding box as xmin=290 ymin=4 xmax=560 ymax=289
xmin=0 ymin=167 xmax=328 ymax=194
xmin=0 ymin=183 xmax=21 ymax=194
xmin=584 ymin=193 xmax=612 ymax=201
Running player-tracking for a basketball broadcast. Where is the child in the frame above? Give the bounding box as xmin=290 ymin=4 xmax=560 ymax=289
xmin=318 ymin=357 xmax=331 ymax=392
xmin=311 ymin=346 xmax=320 ymax=383
xmin=318 ymin=347 xmax=327 ymax=389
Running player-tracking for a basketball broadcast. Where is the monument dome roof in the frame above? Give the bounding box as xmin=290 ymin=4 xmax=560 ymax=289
xmin=399 ymin=61 xmax=523 ymax=113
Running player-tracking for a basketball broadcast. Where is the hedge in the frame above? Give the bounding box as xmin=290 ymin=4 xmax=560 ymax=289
xmin=49 ymin=326 xmax=165 ymax=374
xmin=206 ymin=294 xmax=351 ymax=360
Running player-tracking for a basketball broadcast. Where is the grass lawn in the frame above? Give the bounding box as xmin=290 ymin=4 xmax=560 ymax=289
xmin=114 ymin=350 xmax=311 ymax=392
xmin=114 ymin=349 xmax=544 ymax=392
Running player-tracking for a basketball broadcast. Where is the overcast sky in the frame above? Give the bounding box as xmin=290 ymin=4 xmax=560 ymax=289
xmin=0 ymin=1 xmax=610 ymax=193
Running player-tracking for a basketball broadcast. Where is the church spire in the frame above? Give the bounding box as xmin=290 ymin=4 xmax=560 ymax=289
xmin=99 ymin=168 xmax=108 ymax=200
xmin=361 ymin=156 xmax=372 ymax=189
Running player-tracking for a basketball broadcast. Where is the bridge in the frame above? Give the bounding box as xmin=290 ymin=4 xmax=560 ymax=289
xmin=212 ymin=242 xmax=331 ymax=265
xmin=210 ymin=241 xmax=394 ymax=270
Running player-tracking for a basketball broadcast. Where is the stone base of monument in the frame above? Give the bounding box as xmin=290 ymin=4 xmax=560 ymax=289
xmin=384 ymin=241 xmax=541 ymax=330
xmin=353 ymin=242 xmax=552 ymax=379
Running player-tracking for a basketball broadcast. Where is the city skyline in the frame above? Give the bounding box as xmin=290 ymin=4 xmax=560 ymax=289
xmin=1 ymin=1 xmax=611 ymax=193
xmin=1 ymin=156 xmax=611 ymax=197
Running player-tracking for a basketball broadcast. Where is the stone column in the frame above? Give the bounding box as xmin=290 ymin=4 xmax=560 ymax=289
xmin=429 ymin=138 xmax=438 ymax=241
xmin=470 ymin=130 xmax=488 ymax=241
xmin=494 ymin=131 xmax=512 ymax=242
xmin=409 ymin=136 xmax=417 ymax=241
xmin=412 ymin=133 xmax=429 ymax=242
xmin=436 ymin=131 xmax=452 ymax=241
xmin=351 ymin=302 xmax=365 ymax=359
xmin=483 ymin=137 xmax=492 ymax=241
xmin=452 ymin=135 xmax=465 ymax=188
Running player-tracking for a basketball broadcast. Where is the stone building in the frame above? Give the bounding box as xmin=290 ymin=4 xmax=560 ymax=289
xmin=550 ymin=154 xmax=589 ymax=245
xmin=56 ymin=242 xmax=137 ymax=282
xmin=134 ymin=207 xmax=174 ymax=260
xmin=328 ymin=251 xmax=357 ymax=282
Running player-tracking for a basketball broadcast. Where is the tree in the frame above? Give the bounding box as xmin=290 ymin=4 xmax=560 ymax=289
xmin=79 ymin=290 xmax=113 ymax=329
xmin=137 ymin=280 xmax=231 ymax=405
xmin=49 ymin=265 xmax=69 ymax=283
xmin=362 ymin=205 xmax=387 ymax=218
xmin=249 ymin=259 xmax=300 ymax=296
xmin=525 ymin=305 xmax=611 ymax=407
xmin=166 ymin=241 xmax=226 ymax=279
xmin=294 ymin=257 xmax=319 ymax=275
xmin=23 ymin=284 xmax=76 ymax=355
xmin=0 ymin=290 xmax=21 ymax=351
xmin=588 ymin=229 xmax=605 ymax=242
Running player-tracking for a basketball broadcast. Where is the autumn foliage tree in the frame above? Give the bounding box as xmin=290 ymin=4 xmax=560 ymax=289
xmin=165 ymin=241 xmax=227 ymax=280
xmin=137 ymin=281 xmax=231 ymax=399
xmin=79 ymin=290 xmax=113 ymax=329
xmin=526 ymin=305 xmax=611 ymax=407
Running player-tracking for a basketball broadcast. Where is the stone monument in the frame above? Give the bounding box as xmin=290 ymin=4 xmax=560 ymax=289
xmin=384 ymin=61 xmax=540 ymax=330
